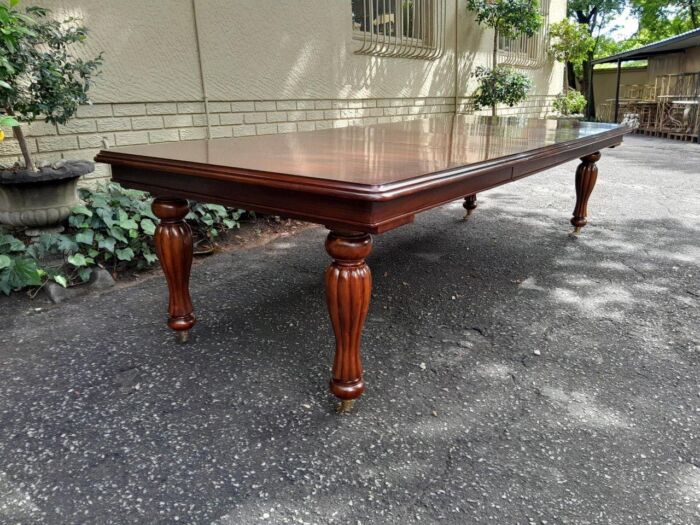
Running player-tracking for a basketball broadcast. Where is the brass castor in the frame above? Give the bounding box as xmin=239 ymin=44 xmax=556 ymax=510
xmin=569 ymin=226 xmax=582 ymax=236
xmin=175 ymin=330 xmax=190 ymax=344
xmin=336 ymin=399 xmax=355 ymax=413
xmin=463 ymin=209 xmax=475 ymax=221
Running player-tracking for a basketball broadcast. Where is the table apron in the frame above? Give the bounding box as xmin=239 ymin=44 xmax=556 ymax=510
xmin=111 ymin=165 xmax=379 ymax=232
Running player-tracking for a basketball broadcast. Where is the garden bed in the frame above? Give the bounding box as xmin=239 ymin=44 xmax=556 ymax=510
xmin=0 ymin=213 xmax=313 ymax=310
xmin=0 ymin=182 xmax=313 ymax=301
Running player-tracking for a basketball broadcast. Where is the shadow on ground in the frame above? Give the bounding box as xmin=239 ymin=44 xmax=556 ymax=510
xmin=1 ymin=135 xmax=698 ymax=524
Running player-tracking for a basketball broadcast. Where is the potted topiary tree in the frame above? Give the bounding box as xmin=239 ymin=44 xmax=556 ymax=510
xmin=0 ymin=1 xmax=102 ymax=234
xmin=466 ymin=0 xmax=543 ymax=117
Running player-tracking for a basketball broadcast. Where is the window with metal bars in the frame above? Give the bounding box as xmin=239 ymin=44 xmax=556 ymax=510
xmin=351 ymin=0 xmax=446 ymax=60
xmin=497 ymin=0 xmax=550 ymax=68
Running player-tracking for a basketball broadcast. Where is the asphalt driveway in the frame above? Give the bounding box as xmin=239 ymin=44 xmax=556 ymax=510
xmin=1 ymin=134 xmax=698 ymax=524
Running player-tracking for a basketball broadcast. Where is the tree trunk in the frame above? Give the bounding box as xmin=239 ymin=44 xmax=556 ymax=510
xmin=492 ymin=28 xmax=498 ymax=117
xmin=690 ymin=1 xmax=699 ymax=28
xmin=582 ymin=52 xmax=596 ymax=120
xmin=6 ymin=107 xmax=34 ymax=171
xmin=567 ymin=61 xmax=577 ymax=91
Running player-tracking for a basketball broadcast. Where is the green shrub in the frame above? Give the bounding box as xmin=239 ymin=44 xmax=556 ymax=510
xmin=0 ymin=1 xmax=103 ymax=171
xmin=0 ymin=232 xmax=47 ymax=294
xmin=0 ymin=183 xmax=245 ymax=295
xmin=472 ymin=66 xmax=532 ymax=111
xmin=187 ymin=201 xmax=243 ymax=241
xmin=552 ymin=90 xmax=587 ymax=116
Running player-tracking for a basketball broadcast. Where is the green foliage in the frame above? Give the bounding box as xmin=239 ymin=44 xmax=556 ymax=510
xmin=472 ymin=66 xmax=532 ymax=111
xmin=0 ymin=1 xmax=103 ymax=124
xmin=594 ymin=34 xmax=644 ymax=61
xmin=567 ymin=0 xmax=626 ymax=25
xmin=0 ymin=115 xmax=18 ymax=128
xmin=187 ymin=202 xmax=242 ymax=241
xmin=0 ymin=183 xmax=245 ymax=295
xmin=0 ymin=0 xmax=102 ymax=169
xmin=0 ymin=114 xmax=18 ymax=140
xmin=0 ymin=232 xmax=44 ymax=295
xmin=567 ymin=1 xmax=627 ymax=54
xmin=68 ymin=184 xmax=159 ymax=272
xmin=565 ymin=1 xmax=626 ymax=118
xmin=548 ymin=19 xmax=596 ymax=66
xmin=466 ymin=0 xmax=543 ymax=40
xmin=586 ymin=1 xmax=698 ymax=65
xmin=629 ymin=1 xmax=699 ymax=42
xmin=466 ymin=1 xmax=541 ymax=115
xmin=552 ymin=90 xmax=587 ymax=115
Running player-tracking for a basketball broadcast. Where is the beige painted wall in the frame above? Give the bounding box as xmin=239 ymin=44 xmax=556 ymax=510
xmin=682 ymin=47 xmax=700 ymax=72
xmin=648 ymin=48 xmax=700 ymax=78
xmin=32 ymin=0 xmax=204 ymax=102
xmin=592 ymin=67 xmax=650 ymax=119
xmin=649 ymin=53 xmax=686 ymax=78
xmin=35 ymin=0 xmax=565 ymax=103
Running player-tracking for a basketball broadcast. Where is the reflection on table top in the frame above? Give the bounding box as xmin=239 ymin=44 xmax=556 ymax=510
xmin=103 ymin=115 xmax=627 ymax=187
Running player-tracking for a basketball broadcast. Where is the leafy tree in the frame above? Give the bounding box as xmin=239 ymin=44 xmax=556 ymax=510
xmin=567 ymin=1 xmax=626 ymax=119
xmin=466 ymin=0 xmax=543 ymax=116
xmin=0 ymin=0 xmax=102 ymax=172
xmin=629 ymin=0 xmax=699 ymax=42
xmin=471 ymin=65 xmax=532 ymax=111
xmin=549 ymin=19 xmax=596 ymax=92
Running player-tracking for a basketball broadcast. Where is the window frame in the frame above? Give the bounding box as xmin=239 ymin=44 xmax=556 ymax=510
xmin=351 ymin=0 xmax=446 ymax=60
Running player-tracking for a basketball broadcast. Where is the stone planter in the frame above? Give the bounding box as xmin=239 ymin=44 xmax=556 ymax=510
xmin=546 ymin=114 xmax=585 ymax=122
xmin=0 ymin=160 xmax=94 ymax=234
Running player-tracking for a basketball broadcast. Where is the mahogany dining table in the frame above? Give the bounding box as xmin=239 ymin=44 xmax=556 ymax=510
xmin=95 ymin=115 xmax=633 ymax=411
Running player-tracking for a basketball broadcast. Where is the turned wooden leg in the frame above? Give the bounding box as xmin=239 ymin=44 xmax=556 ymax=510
xmin=152 ymin=198 xmax=195 ymax=342
xmin=325 ymin=231 xmax=372 ymax=412
xmin=463 ymin=194 xmax=477 ymax=219
xmin=571 ymin=151 xmax=601 ymax=234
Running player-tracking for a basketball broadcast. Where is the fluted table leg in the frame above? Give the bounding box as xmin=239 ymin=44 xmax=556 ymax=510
xmin=463 ymin=194 xmax=477 ymax=219
xmin=325 ymin=231 xmax=372 ymax=412
xmin=152 ymin=198 xmax=195 ymax=342
xmin=571 ymin=151 xmax=601 ymax=234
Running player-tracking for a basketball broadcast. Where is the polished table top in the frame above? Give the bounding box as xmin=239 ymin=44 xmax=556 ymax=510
xmin=100 ymin=115 xmax=628 ymax=188
xmin=98 ymin=115 xmax=631 ymax=232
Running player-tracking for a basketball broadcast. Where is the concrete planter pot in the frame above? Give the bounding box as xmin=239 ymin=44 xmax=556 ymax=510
xmin=546 ymin=114 xmax=585 ymax=122
xmin=0 ymin=160 xmax=94 ymax=234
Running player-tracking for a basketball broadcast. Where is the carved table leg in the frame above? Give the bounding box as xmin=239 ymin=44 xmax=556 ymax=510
xmin=463 ymin=194 xmax=477 ymax=220
xmin=571 ymin=151 xmax=601 ymax=234
xmin=152 ymin=198 xmax=195 ymax=342
xmin=325 ymin=231 xmax=372 ymax=412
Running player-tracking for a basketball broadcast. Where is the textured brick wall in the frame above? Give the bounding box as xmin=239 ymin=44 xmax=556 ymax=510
xmin=456 ymin=95 xmax=557 ymax=117
xmin=1 ymin=95 xmax=556 ymax=185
